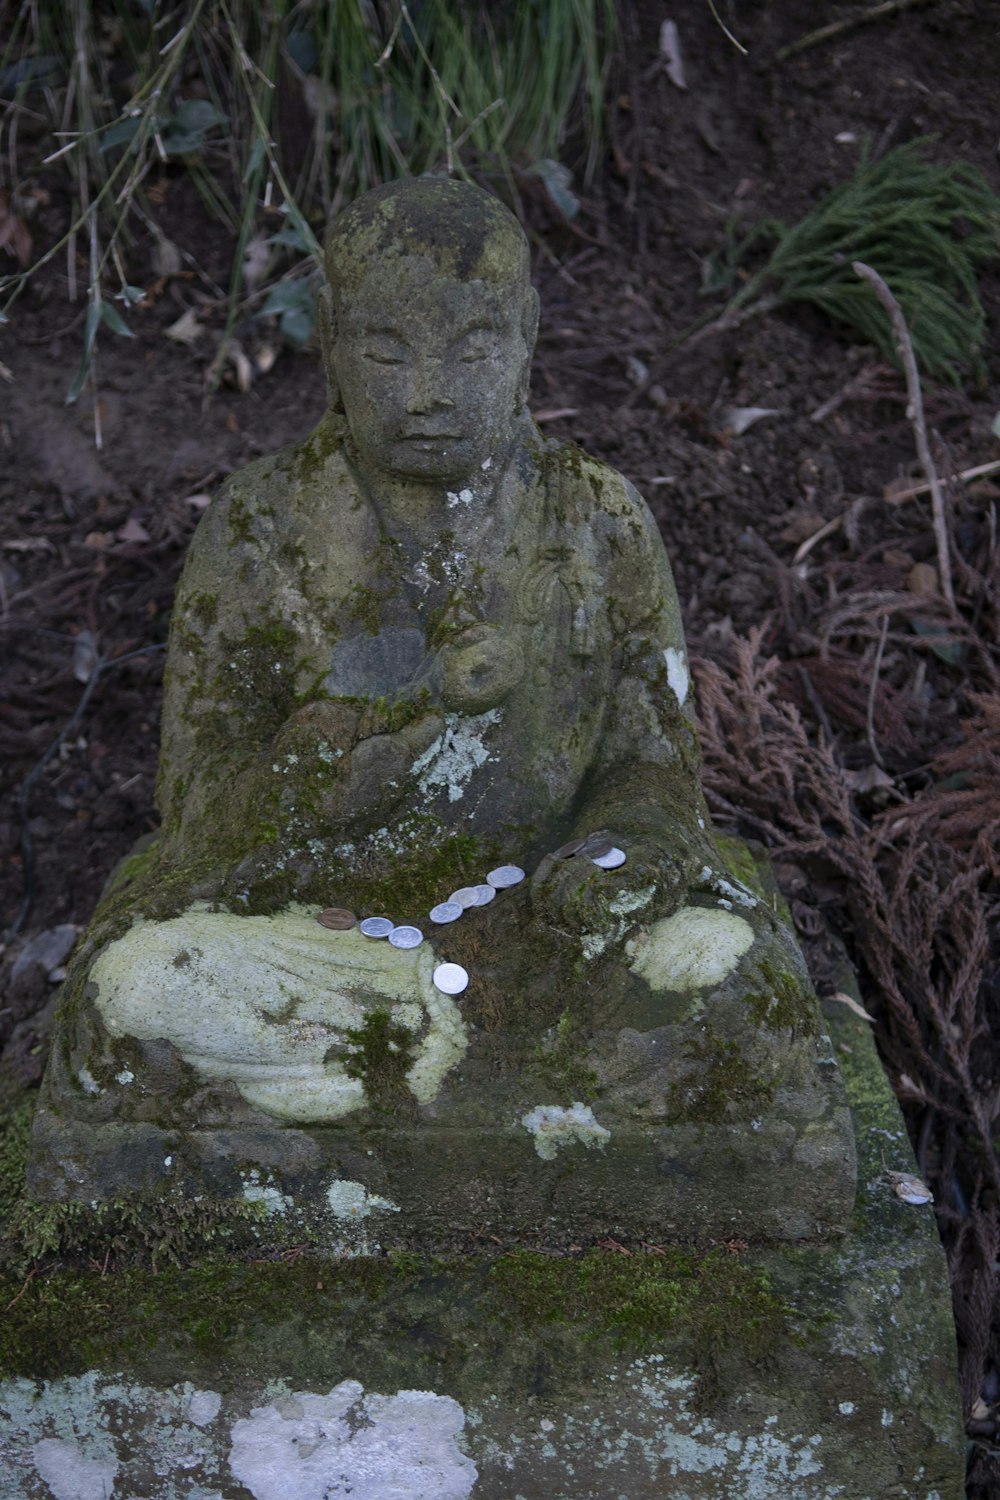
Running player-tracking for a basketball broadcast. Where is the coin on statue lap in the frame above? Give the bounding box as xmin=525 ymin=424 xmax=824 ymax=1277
xmin=592 ymin=847 xmax=627 ymax=870
xmin=389 ymin=925 xmax=424 ymax=949
xmin=430 ymin=902 xmax=464 ymax=925
xmin=316 ymin=908 xmax=356 ymax=931
xmin=433 ymin=962 xmax=469 ymax=995
xmin=359 ymin=917 xmax=394 ymax=939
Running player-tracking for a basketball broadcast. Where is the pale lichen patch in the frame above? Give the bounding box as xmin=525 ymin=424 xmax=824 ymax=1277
xmin=626 ymin=906 xmax=755 ymax=993
xmin=325 ymin=1179 xmax=400 ymax=1220
xmin=663 ymin=646 xmax=689 ymax=706
xmin=410 ymin=709 xmax=501 ymax=802
xmin=521 ymin=1102 xmax=611 ymax=1161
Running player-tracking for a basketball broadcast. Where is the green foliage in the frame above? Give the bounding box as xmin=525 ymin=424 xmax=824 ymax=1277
xmin=711 ymin=141 xmax=1000 ymax=384
xmin=0 ymin=0 xmax=617 ymax=320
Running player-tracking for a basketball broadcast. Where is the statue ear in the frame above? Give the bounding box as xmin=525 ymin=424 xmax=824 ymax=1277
xmin=519 ymin=285 xmax=540 ymax=403
xmin=316 ymin=283 xmax=343 ymax=413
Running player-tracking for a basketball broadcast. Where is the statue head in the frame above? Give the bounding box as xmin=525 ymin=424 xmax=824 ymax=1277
xmin=320 ymin=177 xmax=540 ymax=488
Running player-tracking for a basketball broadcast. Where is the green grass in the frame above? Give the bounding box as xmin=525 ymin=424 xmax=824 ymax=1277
xmin=706 ymin=140 xmax=1000 ymax=383
xmin=0 ymin=1 xmax=616 ymax=416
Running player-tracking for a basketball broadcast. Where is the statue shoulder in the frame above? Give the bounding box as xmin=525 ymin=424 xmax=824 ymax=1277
xmin=543 ymin=437 xmax=662 ymax=553
xmin=186 ymin=414 xmax=354 ymax=567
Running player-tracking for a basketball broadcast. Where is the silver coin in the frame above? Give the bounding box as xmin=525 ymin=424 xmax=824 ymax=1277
xmin=449 ymin=886 xmax=480 ymax=909
xmin=592 ymin=846 xmax=627 ymax=870
xmin=359 ymin=916 xmax=394 ymax=938
xmin=430 ymin=901 xmax=464 ymax=925
xmin=389 ymin=924 xmax=424 ymax=949
xmin=472 ymin=883 xmax=496 ymax=906
xmin=433 ymin=962 xmax=469 ymax=996
xmin=486 ymin=864 xmax=525 ymax=889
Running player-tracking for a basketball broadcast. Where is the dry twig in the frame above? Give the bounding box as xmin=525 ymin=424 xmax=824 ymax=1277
xmin=853 ymin=261 xmax=955 ymax=607
xmin=768 ymin=0 xmax=940 ymax=66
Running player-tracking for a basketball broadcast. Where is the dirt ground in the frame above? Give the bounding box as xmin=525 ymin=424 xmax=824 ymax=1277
xmin=2 ymin=0 xmax=999 ymax=1486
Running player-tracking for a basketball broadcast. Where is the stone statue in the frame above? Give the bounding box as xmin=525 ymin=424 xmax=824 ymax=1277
xmin=30 ymin=178 xmax=855 ymax=1241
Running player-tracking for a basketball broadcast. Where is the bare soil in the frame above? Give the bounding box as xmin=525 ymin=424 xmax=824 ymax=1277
xmin=2 ymin=1 xmax=999 ymax=1485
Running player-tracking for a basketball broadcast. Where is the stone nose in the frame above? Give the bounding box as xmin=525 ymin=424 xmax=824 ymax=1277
xmin=404 ymin=357 xmax=454 ymax=414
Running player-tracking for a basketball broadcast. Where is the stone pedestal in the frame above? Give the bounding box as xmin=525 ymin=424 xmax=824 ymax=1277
xmin=0 ymin=999 xmax=963 ymax=1499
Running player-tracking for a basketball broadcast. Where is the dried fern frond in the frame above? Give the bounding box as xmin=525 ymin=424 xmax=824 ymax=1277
xmin=716 ymin=141 xmax=1000 ymax=384
xmin=883 ymin=692 xmax=1000 ymax=872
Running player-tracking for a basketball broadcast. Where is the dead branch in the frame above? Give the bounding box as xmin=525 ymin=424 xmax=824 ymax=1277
xmin=768 ymin=0 xmax=940 ymax=66
xmin=853 ymin=260 xmax=955 ymax=607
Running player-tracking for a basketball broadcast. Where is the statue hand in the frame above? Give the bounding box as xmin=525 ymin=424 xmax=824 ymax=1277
xmin=530 ymin=835 xmax=686 ymax=936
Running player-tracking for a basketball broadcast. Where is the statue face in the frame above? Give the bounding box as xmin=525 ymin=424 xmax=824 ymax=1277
xmin=330 ymin=257 xmax=533 ymax=487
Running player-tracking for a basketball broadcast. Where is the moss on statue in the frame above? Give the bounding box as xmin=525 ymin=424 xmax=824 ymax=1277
xmin=667 ymin=1024 xmax=778 ymax=1124
xmin=532 ymin=1011 xmax=600 ymax=1103
xmin=343 ymin=1010 xmax=416 ymax=1109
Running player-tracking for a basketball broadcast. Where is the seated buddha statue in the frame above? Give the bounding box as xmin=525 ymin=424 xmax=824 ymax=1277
xmin=30 ymin=178 xmax=854 ymax=1243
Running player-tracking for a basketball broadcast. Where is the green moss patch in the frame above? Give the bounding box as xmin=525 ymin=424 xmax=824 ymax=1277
xmin=667 ymin=1024 xmax=777 ymax=1124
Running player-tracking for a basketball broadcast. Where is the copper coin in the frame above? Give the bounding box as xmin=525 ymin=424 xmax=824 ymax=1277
xmin=579 ymin=832 xmax=614 ymax=860
xmin=317 ymin=907 xmax=356 ymax=931
xmin=554 ymin=837 xmax=586 ymax=859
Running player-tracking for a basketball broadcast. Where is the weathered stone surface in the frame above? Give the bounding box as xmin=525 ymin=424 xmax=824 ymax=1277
xmin=0 ymin=998 xmax=963 ymax=1498
xmin=29 ymin=176 xmax=854 ymax=1240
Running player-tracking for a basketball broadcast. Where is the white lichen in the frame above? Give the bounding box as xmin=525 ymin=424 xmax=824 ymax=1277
xmin=698 ymin=865 xmax=759 ymax=909
xmin=229 ymin=1382 xmax=477 ymax=1500
xmin=663 ymin=646 xmax=689 ymax=706
xmin=608 ymin=884 xmax=656 ymax=917
xmin=325 ymin=1179 xmax=400 ymax=1220
xmin=410 ymin=709 xmax=500 ymax=802
xmin=521 ymin=1102 xmax=611 ymax=1161
xmin=626 ymin=906 xmax=755 ymax=993
xmin=31 ymin=1439 xmax=118 ymax=1500
xmin=241 ymin=1171 xmax=292 ymax=1216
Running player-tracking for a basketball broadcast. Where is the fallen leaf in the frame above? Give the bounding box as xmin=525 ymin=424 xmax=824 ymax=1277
xmin=2 ymin=537 xmax=54 ymax=553
xmin=828 ymin=990 xmax=875 ymax=1023
xmin=72 ymin=629 xmax=99 ymax=683
xmin=971 ymin=1398 xmax=992 ymax=1422
xmin=881 ymin=548 xmax=913 ymax=568
xmin=883 ymin=474 xmax=921 ymax=504
xmin=659 ymin=19 xmax=687 ymax=90
xmin=243 ymin=233 xmax=271 ymax=292
xmin=626 ymin=354 xmax=649 ymax=385
xmin=842 ymin=764 xmax=895 ymax=795
xmin=165 ymin=308 xmax=202 ymax=346
xmin=117 ymin=515 xmax=151 ymax=543
xmin=907 ymin=561 xmax=938 ymax=597
xmin=533 ymin=407 xmax=578 ymax=423
xmin=227 ymin=339 xmax=254 ymax=393
xmin=886 ymin=1171 xmax=933 ymax=1206
xmin=182 ymin=493 xmax=212 ymax=510
xmin=0 ymin=188 xmax=32 ymax=267
xmin=896 ymin=1073 xmax=925 ymax=1098
xmin=717 ymin=405 xmax=781 ymax=436
xmin=152 ymin=231 xmax=183 ymax=278
xmin=778 ymin=511 xmax=826 ymax=544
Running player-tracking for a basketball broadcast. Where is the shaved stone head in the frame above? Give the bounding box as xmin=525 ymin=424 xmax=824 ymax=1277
xmin=323 ymin=176 xmax=532 ymax=296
